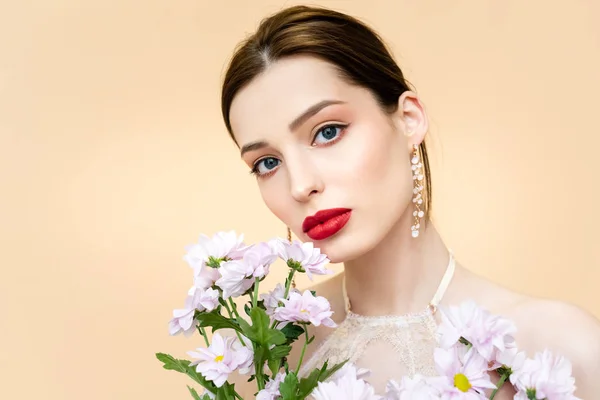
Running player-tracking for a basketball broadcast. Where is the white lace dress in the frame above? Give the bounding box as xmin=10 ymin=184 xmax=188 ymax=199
xmin=298 ymin=253 xmax=456 ymax=393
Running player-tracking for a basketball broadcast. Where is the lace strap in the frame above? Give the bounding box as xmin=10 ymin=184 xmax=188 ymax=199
xmin=342 ymin=250 xmax=456 ymax=314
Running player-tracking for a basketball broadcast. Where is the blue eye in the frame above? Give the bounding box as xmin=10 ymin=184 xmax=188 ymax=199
xmin=313 ymin=124 xmax=346 ymax=145
xmin=251 ymin=157 xmax=280 ymax=176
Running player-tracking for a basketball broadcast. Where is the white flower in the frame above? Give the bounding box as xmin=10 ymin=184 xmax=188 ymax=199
xmin=511 ymin=349 xmax=580 ymax=400
xmin=384 ymin=375 xmax=441 ymax=400
xmin=188 ymin=286 xmax=220 ymax=312
xmin=184 ymin=231 xmax=247 ymax=275
xmin=260 ymin=283 xmax=300 ymax=316
xmin=193 ymin=266 xmax=221 ymax=291
xmin=330 ymin=363 xmax=371 ymax=382
xmin=169 ymin=288 xmax=219 ymax=337
xmin=168 ymin=302 xmax=197 ymax=337
xmin=433 ymin=345 xmax=497 ymax=397
xmin=188 ymin=332 xmax=254 ymax=387
xmin=256 ymin=372 xmax=287 ymax=400
xmin=437 ymin=300 xmax=517 ymax=363
xmin=493 ymin=347 xmax=527 ymax=371
xmin=214 ymin=242 xmax=279 ymax=299
xmin=243 ymin=242 xmax=278 ymax=279
xmin=273 ymin=290 xmax=336 ymax=327
xmin=215 ymin=259 xmax=254 ymax=299
xmin=310 ymin=369 xmax=381 ymax=400
xmin=271 ymin=238 xmax=333 ymax=280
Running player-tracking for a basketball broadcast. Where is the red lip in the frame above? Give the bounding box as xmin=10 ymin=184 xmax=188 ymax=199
xmin=302 ymin=208 xmax=352 ymax=241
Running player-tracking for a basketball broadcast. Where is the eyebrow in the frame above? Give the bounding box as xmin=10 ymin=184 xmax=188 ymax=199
xmin=289 ymin=99 xmax=346 ymax=131
xmin=239 ymin=99 xmax=346 ymax=157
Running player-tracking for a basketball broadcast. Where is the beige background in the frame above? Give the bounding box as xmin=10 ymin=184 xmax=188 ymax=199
xmin=1 ymin=0 xmax=599 ymax=398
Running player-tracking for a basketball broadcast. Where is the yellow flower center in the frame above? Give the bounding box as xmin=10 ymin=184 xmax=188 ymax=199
xmin=454 ymin=373 xmax=472 ymax=392
xmin=214 ymin=355 xmax=224 ymax=362
xmin=300 ymin=309 xmax=308 ymax=313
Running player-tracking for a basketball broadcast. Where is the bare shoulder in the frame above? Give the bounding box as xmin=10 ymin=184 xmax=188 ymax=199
xmin=455 ymin=266 xmax=600 ymax=396
xmin=505 ymin=296 xmax=600 ymax=365
xmin=506 ymin=297 xmax=600 ymax=397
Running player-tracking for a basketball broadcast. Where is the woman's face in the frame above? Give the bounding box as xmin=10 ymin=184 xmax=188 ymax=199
xmin=229 ymin=55 xmax=428 ymax=263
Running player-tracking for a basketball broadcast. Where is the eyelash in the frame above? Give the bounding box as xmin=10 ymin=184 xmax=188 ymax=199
xmin=250 ymin=123 xmax=349 ymax=178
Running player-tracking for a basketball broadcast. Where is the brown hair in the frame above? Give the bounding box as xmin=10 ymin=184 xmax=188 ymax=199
xmin=220 ymin=5 xmax=432 ymax=218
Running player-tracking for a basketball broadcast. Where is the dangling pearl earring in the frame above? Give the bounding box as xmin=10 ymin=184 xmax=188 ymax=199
xmin=286 ymin=226 xmax=297 ymax=289
xmin=410 ymin=144 xmax=425 ymax=238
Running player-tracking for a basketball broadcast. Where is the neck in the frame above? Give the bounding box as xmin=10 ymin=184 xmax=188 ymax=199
xmin=343 ymin=213 xmax=450 ymax=316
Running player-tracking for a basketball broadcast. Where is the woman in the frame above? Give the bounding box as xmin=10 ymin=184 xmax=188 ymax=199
xmin=220 ymin=5 xmax=600 ymax=398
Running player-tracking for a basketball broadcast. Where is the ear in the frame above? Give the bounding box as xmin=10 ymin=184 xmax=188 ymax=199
xmin=394 ymin=91 xmax=429 ymax=151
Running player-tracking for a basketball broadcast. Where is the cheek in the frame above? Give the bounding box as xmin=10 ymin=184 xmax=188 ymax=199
xmin=343 ymin=125 xmax=411 ymax=198
xmin=257 ymin=177 xmax=292 ymax=225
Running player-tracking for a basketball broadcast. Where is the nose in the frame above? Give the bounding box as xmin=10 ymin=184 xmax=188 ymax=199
xmin=286 ymin=156 xmax=324 ymax=203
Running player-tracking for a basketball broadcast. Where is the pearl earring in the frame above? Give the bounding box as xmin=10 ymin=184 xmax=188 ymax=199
xmin=286 ymin=226 xmax=297 ymax=288
xmin=410 ymin=144 xmax=425 ymax=238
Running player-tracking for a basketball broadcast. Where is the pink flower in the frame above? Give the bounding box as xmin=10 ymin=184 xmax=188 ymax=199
xmin=256 ymin=372 xmax=287 ymax=400
xmin=168 ymin=288 xmax=219 ymax=336
xmin=433 ymin=345 xmax=497 ymax=399
xmin=188 ymin=286 xmax=220 ymax=312
xmin=511 ymin=349 xmax=580 ymax=400
xmin=215 ymin=259 xmax=254 ymax=299
xmin=260 ymin=283 xmax=296 ymax=316
xmin=168 ymin=303 xmax=197 ymax=337
xmin=184 ymin=231 xmax=248 ymax=275
xmin=243 ymin=242 xmax=278 ymax=279
xmin=273 ymin=290 xmax=336 ymax=327
xmin=311 ymin=368 xmax=381 ymax=400
xmin=188 ymin=332 xmax=254 ymax=387
xmin=384 ymin=375 xmax=442 ymax=400
xmin=493 ymin=347 xmax=527 ymax=371
xmin=437 ymin=300 xmax=516 ymax=363
xmin=271 ymin=238 xmax=333 ymax=280
xmin=193 ymin=266 xmax=221 ymax=291
xmin=215 ymin=242 xmax=278 ymax=298
xmin=330 ymin=363 xmax=371 ymax=382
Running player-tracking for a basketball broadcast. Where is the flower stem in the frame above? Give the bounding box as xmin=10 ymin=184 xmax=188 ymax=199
xmin=223 ymin=300 xmax=246 ymax=345
xmin=270 ymin=269 xmax=297 ymax=330
xmin=253 ymin=277 xmax=260 ymax=309
xmin=198 ymin=326 xmax=210 ymax=347
xmin=283 ymin=269 xmax=296 ymax=299
xmin=295 ymin=327 xmax=310 ymax=375
xmin=228 ymin=298 xmax=242 ymax=320
xmin=489 ymin=371 xmax=510 ymax=400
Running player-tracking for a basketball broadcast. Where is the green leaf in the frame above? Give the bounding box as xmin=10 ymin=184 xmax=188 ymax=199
xmin=279 ymin=372 xmax=299 ymax=400
xmin=264 ymin=344 xmax=291 ymax=376
xmin=244 ymin=304 xmax=252 ymax=317
xmin=310 ymin=290 xmax=317 ymax=297
xmin=281 ymin=324 xmax=304 ymax=342
xmin=297 ymin=369 xmax=321 ymax=398
xmin=187 ymin=386 xmax=202 ymax=400
xmin=253 ymin=346 xmax=268 ymax=374
xmin=195 ymin=310 xmax=242 ymax=334
xmin=156 ymin=353 xmax=188 ymax=373
xmin=215 ymin=382 xmax=236 ymax=400
xmin=317 ymin=359 xmax=347 ymax=383
xmin=156 ymin=353 xmax=217 ymax=393
xmin=269 ymin=345 xmax=292 ymax=360
xmin=240 ymin=307 xmax=286 ymax=347
xmin=268 ymin=358 xmax=280 ymax=376
xmin=297 ymin=359 xmax=348 ymax=398
xmin=185 ymin=364 xmax=214 ymax=389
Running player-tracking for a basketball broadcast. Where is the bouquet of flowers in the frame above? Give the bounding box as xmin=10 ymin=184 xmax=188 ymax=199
xmin=156 ymin=231 xmax=580 ymax=400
